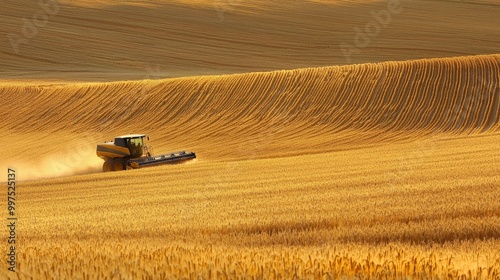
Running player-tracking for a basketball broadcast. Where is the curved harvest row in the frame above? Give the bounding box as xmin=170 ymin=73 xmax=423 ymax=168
xmin=1 ymin=54 xmax=499 ymax=169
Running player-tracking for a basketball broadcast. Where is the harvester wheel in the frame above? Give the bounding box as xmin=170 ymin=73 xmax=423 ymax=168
xmin=102 ymin=159 xmax=113 ymax=172
xmin=112 ymin=158 xmax=126 ymax=171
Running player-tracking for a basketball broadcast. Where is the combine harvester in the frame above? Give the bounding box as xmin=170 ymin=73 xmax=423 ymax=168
xmin=96 ymin=134 xmax=196 ymax=172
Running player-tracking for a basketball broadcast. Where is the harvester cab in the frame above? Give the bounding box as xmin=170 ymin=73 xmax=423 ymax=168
xmin=96 ymin=134 xmax=196 ymax=172
xmin=114 ymin=134 xmax=148 ymax=157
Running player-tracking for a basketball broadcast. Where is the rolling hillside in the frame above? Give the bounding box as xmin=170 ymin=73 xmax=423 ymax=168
xmin=0 ymin=0 xmax=499 ymax=278
xmin=1 ymin=0 xmax=500 ymax=81
xmin=1 ymin=54 xmax=499 ymax=179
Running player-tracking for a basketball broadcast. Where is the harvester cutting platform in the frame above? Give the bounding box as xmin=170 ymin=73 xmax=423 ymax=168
xmin=96 ymin=134 xmax=196 ymax=172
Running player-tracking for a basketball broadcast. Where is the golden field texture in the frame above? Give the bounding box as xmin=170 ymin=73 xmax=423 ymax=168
xmin=2 ymin=0 xmax=500 ymax=81
xmin=1 ymin=54 xmax=499 ymax=172
xmin=4 ymin=134 xmax=500 ymax=279
xmin=1 ymin=0 xmax=500 ymax=279
xmin=1 ymin=53 xmax=499 ymax=279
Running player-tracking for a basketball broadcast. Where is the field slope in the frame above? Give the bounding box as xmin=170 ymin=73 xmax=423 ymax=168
xmin=0 ymin=0 xmax=499 ymax=279
xmin=1 ymin=54 xmax=499 ymax=278
xmin=1 ymin=54 xmax=499 ymax=173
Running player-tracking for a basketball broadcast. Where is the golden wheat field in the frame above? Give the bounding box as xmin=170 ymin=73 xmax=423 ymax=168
xmin=1 ymin=0 xmax=500 ymax=279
